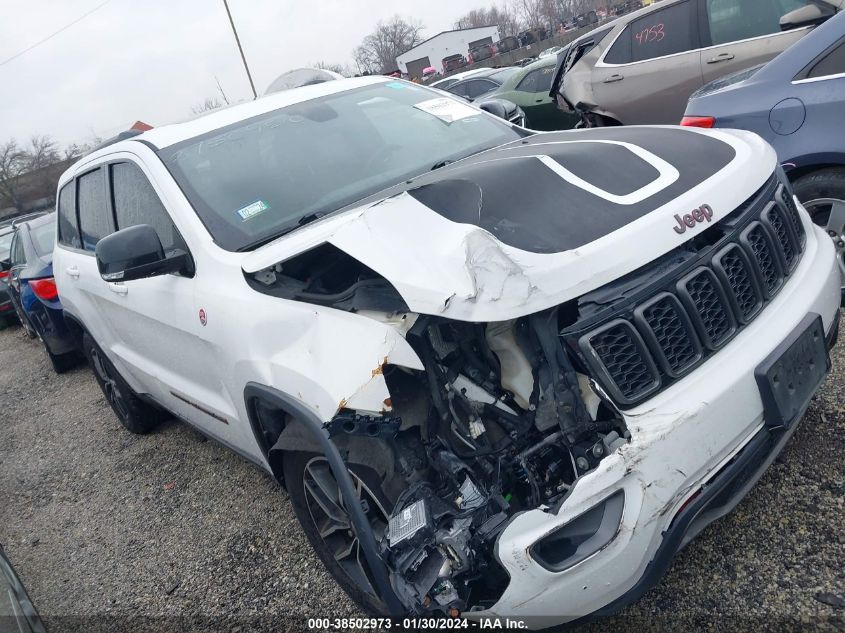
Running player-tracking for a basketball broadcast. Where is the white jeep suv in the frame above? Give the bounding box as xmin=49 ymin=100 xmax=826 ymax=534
xmin=53 ymin=76 xmax=840 ymax=627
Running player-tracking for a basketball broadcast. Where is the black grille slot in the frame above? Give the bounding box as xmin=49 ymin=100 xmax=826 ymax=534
xmin=778 ymin=185 xmax=806 ymax=248
xmin=764 ymin=203 xmax=797 ymax=272
xmin=713 ymin=244 xmax=763 ymax=322
xmin=635 ymin=294 xmax=701 ymax=377
xmin=678 ymin=268 xmax=736 ymax=349
xmin=581 ymin=320 xmax=659 ymax=404
xmin=741 ymin=222 xmax=782 ymax=297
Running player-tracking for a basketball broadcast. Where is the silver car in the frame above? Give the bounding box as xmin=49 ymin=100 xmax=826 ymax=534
xmin=554 ymin=0 xmax=843 ymax=126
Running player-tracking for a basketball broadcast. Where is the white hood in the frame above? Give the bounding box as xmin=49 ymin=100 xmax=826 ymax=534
xmin=242 ymin=126 xmax=776 ymax=322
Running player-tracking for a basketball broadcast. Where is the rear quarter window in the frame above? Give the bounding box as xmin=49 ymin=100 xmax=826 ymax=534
xmin=57 ymin=181 xmax=81 ymax=249
xmin=605 ymin=0 xmax=697 ymax=64
xmin=807 ymin=38 xmax=845 ymax=78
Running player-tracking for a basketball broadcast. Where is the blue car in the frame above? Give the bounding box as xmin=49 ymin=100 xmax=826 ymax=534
xmin=682 ymin=11 xmax=845 ymax=292
xmin=2 ymin=213 xmax=80 ymax=372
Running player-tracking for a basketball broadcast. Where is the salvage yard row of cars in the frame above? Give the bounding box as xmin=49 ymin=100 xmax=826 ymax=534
xmin=1 ymin=2 xmax=844 ymax=629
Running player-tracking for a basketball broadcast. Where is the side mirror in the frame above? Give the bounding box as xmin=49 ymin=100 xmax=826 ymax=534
xmin=477 ymin=98 xmax=521 ymax=125
xmin=95 ymin=224 xmax=191 ymax=282
xmin=0 ymin=259 xmax=10 ymax=273
xmin=780 ymin=3 xmax=833 ymax=30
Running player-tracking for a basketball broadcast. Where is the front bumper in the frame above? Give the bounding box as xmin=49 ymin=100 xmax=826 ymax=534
xmin=476 ymin=218 xmax=840 ymax=627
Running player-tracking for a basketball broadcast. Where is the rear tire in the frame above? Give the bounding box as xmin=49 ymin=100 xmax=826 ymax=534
xmin=793 ymin=168 xmax=845 ymax=298
xmin=283 ymin=450 xmax=395 ymax=616
xmin=82 ymin=332 xmax=167 ymax=434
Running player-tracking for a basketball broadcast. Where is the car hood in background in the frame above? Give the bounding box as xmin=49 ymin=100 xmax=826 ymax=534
xmin=243 ymin=126 xmax=776 ymax=321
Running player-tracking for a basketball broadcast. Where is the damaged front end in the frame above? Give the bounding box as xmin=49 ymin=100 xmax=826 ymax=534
xmin=249 ymin=249 xmax=630 ymax=616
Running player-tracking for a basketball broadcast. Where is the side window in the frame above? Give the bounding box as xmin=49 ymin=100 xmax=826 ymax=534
xmin=516 ymin=66 xmax=555 ymax=93
xmin=706 ymin=0 xmax=806 ymax=46
xmin=111 ymin=162 xmax=186 ymax=253
xmin=605 ymin=0 xmax=696 ymax=64
xmin=465 ymin=79 xmax=497 ymax=99
xmin=10 ymin=233 xmax=25 ymax=266
xmin=448 ymin=82 xmax=470 ymax=98
xmin=807 ymin=39 xmax=845 ymax=79
xmin=77 ymin=168 xmax=113 ymax=252
xmin=57 ymin=181 xmax=81 ymax=249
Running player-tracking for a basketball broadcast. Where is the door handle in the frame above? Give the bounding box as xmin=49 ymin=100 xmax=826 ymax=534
xmin=108 ymin=283 xmax=128 ymax=295
xmin=706 ymin=52 xmax=735 ymax=64
xmin=66 ymin=266 xmax=80 ymax=279
xmin=603 ymin=73 xmax=624 ymax=83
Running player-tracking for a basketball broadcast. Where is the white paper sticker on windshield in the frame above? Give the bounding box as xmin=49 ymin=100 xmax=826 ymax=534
xmin=413 ymin=98 xmax=479 ymax=123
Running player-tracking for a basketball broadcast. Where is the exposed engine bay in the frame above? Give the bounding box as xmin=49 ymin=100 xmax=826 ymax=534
xmin=329 ymin=313 xmax=629 ymax=613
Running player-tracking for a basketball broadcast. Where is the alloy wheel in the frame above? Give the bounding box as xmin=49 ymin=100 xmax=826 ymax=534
xmin=302 ymin=456 xmax=389 ymax=598
xmin=804 ymin=197 xmax=845 ymax=287
xmin=90 ymin=348 xmax=130 ymax=420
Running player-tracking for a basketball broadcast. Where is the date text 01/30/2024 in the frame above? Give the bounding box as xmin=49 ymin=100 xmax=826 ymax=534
xmin=306 ymin=617 xmax=528 ymax=629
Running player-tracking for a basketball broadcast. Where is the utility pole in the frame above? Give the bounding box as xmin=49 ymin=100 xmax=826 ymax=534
xmin=222 ymin=0 xmax=258 ymax=99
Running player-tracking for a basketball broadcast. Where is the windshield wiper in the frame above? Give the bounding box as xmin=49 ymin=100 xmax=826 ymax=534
xmin=236 ymin=212 xmax=328 ymax=251
xmin=429 ymin=145 xmax=499 ymax=172
xmin=430 ymin=159 xmax=455 ymax=171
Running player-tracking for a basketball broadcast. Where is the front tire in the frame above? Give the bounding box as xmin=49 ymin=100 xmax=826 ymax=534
xmin=793 ymin=168 xmax=845 ymax=297
xmin=283 ymin=450 xmax=394 ymax=616
xmin=82 ymin=333 xmax=167 ymax=434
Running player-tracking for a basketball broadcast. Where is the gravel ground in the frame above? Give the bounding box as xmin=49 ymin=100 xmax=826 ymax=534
xmin=0 ymin=319 xmax=843 ymax=633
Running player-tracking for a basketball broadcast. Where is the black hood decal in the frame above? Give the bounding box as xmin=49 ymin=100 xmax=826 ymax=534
xmin=408 ymin=127 xmax=736 ymax=254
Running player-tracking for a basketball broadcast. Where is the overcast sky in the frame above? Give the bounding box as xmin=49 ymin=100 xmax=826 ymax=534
xmin=0 ymin=0 xmax=486 ymax=148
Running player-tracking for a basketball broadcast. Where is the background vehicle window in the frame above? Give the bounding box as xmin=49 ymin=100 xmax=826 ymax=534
xmin=464 ymin=79 xmax=497 ymax=99
xmin=448 ymin=82 xmax=470 ymax=98
xmin=706 ymin=0 xmax=806 ymax=46
xmin=605 ymin=0 xmax=696 ymax=63
xmin=0 ymin=231 xmax=13 ymax=261
xmin=111 ymin=162 xmax=186 ymax=253
xmin=516 ymin=66 xmax=555 ymax=92
xmin=77 ymin=169 xmax=113 ymax=251
xmin=31 ymin=222 xmax=56 ymax=258
xmin=807 ymin=39 xmax=845 ymax=78
xmin=10 ymin=234 xmax=25 ymax=266
xmin=57 ymin=181 xmax=81 ymax=249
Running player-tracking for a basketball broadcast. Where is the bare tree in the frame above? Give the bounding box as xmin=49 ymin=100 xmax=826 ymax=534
xmin=313 ymin=60 xmax=348 ymax=76
xmin=353 ymin=15 xmax=425 ymax=74
xmin=455 ymin=3 xmax=521 ymax=37
xmin=191 ymin=97 xmax=223 ymax=115
xmin=0 ymin=140 xmax=27 ymax=211
xmin=0 ymin=136 xmax=61 ymax=211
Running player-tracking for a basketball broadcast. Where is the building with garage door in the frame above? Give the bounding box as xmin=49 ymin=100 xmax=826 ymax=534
xmin=396 ymin=25 xmax=500 ymax=77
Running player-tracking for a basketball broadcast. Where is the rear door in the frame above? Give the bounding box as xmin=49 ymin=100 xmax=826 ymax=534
xmin=699 ymin=0 xmax=814 ymax=84
xmin=593 ymin=0 xmax=703 ymax=123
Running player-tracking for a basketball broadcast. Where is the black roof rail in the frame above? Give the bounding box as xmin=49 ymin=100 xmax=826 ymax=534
xmin=86 ymin=129 xmax=144 ymax=155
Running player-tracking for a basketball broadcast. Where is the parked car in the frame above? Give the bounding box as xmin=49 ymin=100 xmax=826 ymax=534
xmin=445 ymin=66 xmax=521 ymax=101
xmin=576 ymin=10 xmax=599 ymax=28
xmin=468 ymin=42 xmax=496 ymax=63
xmin=482 ymin=55 xmax=578 ymax=130
xmin=539 ymin=45 xmax=564 ymax=58
xmin=53 ymin=75 xmax=839 ymax=626
xmin=553 ymin=0 xmax=843 ymax=126
xmin=442 ymin=53 xmax=467 ymax=73
xmin=497 ymin=35 xmax=521 ymax=53
xmin=3 ymin=213 xmax=79 ymax=372
xmin=0 ymin=544 xmax=46 ymax=633
xmin=0 ymin=224 xmax=15 ymax=326
xmin=683 ymin=9 xmax=845 ymax=293
xmin=429 ymin=68 xmax=490 ymax=91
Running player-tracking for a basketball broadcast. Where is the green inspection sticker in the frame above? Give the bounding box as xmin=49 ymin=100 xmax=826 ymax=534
xmin=235 ymin=199 xmax=270 ymax=221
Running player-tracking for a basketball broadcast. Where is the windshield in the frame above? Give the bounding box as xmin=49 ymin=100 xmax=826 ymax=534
xmin=490 ymin=67 xmax=519 ymax=82
xmin=160 ymin=82 xmax=521 ymax=251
